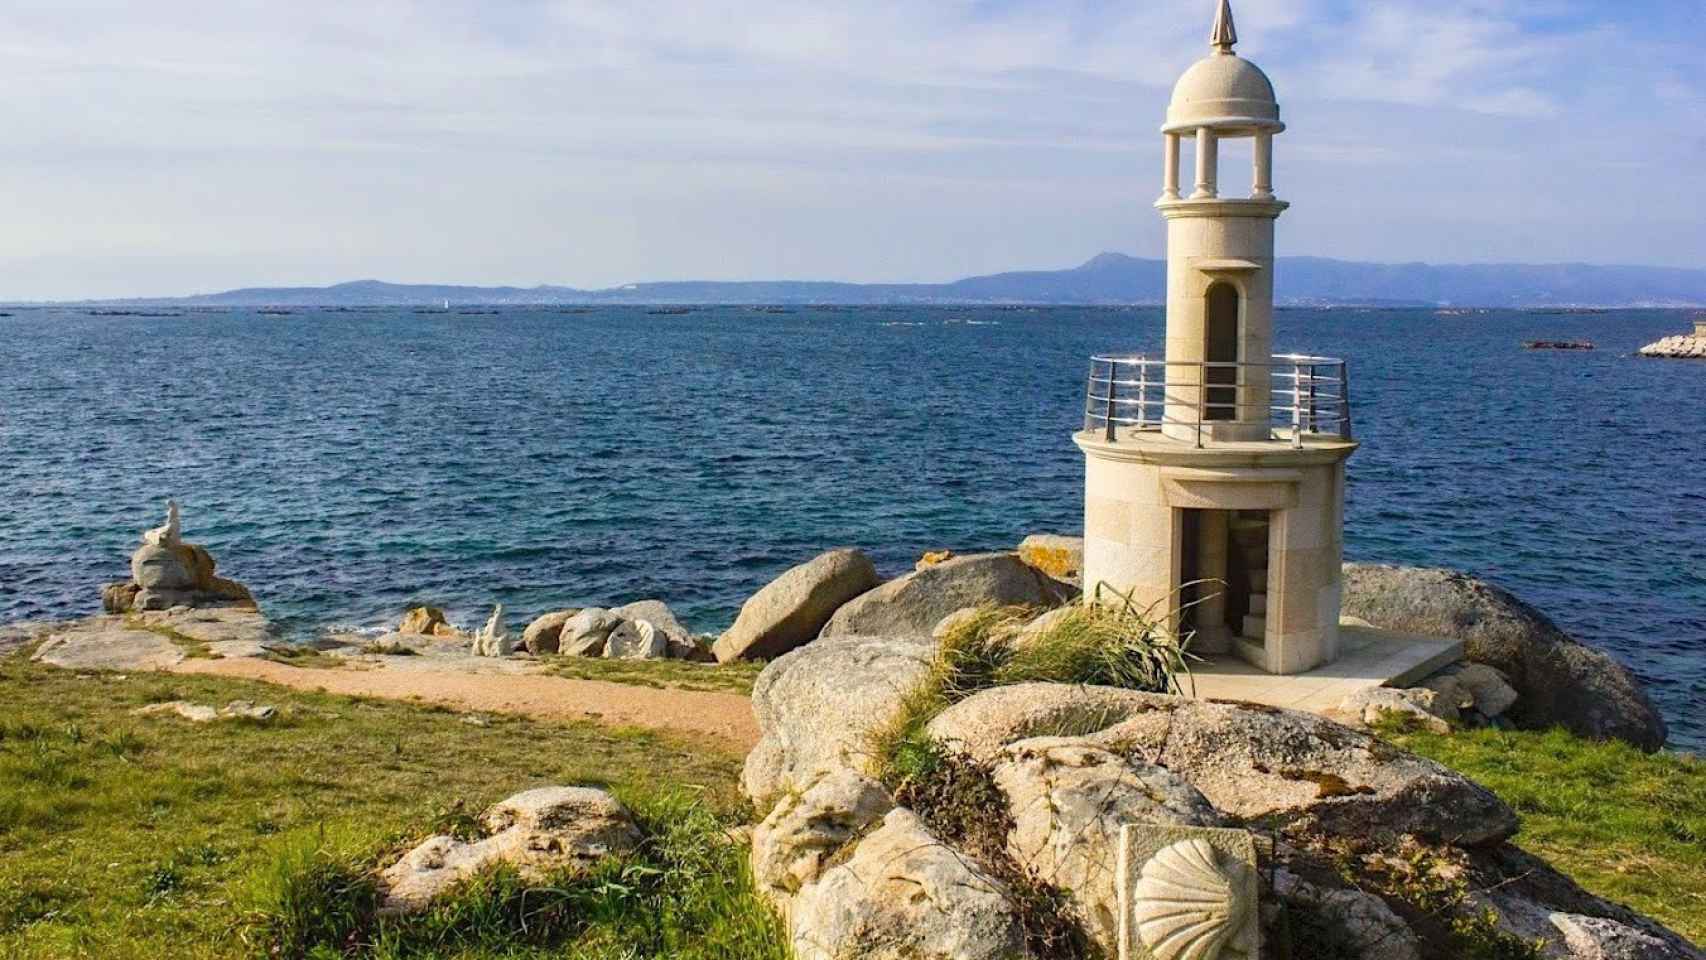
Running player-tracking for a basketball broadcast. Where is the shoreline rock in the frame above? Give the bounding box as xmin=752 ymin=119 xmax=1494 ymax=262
xmin=715 ymin=548 xmax=880 ymax=663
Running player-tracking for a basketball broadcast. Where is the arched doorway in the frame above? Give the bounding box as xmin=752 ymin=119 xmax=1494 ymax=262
xmin=1204 ymin=282 xmax=1240 ymax=421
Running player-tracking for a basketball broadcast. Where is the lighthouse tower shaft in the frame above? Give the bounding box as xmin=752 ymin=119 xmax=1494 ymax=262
xmin=1075 ymin=0 xmax=1357 ymax=676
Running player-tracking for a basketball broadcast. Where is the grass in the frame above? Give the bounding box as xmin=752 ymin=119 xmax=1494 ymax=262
xmin=541 ymin=655 xmax=763 ymax=696
xmin=0 ymin=656 xmax=765 ymax=959
xmin=1380 ymin=720 xmax=1706 ymax=945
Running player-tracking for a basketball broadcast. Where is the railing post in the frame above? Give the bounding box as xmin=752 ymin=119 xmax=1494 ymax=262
xmin=1307 ymin=361 xmax=1318 ymax=435
xmin=1136 ymin=357 xmax=1148 ymax=430
xmin=1084 ymin=359 xmax=1096 ymax=432
xmin=1195 ymin=361 xmax=1205 ymax=448
xmin=1340 ymin=360 xmax=1354 ymax=441
xmin=1291 ymin=358 xmax=1304 ymax=449
xmin=1104 ymin=360 xmax=1118 ymax=443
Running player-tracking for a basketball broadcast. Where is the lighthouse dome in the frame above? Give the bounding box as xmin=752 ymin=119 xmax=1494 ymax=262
xmin=1165 ymin=53 xmax=1281 ymax=134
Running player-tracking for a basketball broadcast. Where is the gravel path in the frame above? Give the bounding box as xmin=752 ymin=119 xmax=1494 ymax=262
xmin=172 ymin=657 xmax=761 ymax=749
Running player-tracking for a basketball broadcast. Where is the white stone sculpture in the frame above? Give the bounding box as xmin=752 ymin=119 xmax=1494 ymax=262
xmin=142 ymin=499 xmax=182 ymax=547
xmin=1118 ymin=825 xmax=1259 ymax=960
xmin=472 ymin=604 xmax=512 ymax=657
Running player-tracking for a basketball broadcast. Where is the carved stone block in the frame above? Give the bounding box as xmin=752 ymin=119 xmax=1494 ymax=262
xmin=1117 ymin=823 xmax=1260 ymax=960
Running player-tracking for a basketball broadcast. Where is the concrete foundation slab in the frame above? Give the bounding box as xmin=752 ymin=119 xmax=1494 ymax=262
xmin=1180 ymin=621 xmax=1463 ymax=716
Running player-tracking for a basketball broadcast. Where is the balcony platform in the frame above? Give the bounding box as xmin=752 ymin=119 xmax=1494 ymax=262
xmin=1180 ymin=619 xmax=1463 ymax=715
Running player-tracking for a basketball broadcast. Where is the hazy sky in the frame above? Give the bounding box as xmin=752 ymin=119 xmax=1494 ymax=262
xmin=3 ymin=0 xmax=1702 ymax=299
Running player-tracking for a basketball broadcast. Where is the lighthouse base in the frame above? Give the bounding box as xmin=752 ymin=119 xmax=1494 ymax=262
xmin=1075 ymin=431 xmax=1357 ymax=675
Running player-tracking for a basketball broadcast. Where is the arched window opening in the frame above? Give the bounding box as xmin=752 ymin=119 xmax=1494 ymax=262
xmin=1204 ymin=282 xmax=1240 ymax=421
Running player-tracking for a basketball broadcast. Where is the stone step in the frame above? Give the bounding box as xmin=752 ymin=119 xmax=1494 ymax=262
xmin=1249 ymin=593 xmax=1267 ymax=615
xmin=1250 ymin=570 xmax=1268 ymax=593
xmin=1242 ymin=614 xmax=1267 ymax=641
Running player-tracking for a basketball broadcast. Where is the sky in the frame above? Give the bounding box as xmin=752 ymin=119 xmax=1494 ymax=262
xmin=1 ymin=0 xmax=1702 ymax=299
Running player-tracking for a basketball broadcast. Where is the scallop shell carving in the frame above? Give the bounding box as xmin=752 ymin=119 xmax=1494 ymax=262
xmin=1132 ymin=838 xmax=1253 ymax=960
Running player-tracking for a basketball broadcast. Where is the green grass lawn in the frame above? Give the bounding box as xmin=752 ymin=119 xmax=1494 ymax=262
xmin=1386 ymin=724 xmax=1706 ymax=944
xmin=0 ymin=657 xmax=771 ymax=959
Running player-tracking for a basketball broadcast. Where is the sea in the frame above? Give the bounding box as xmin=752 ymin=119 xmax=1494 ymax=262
xmin=1 ymin=305 xmax=1701 ymax=749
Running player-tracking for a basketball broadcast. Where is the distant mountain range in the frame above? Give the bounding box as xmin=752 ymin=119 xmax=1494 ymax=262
xmin=54 ymin=253 xmax=1706 ymax=308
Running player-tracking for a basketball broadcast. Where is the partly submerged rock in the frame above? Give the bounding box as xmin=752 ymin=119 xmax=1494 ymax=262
xmin=787 ymin=808 xmax=1024 ymax=960
xmin=378 ymin=786 xmax=641 ymax=914
xmin=1341 ymin=564 xmax=1666 ymax=750
xmin=742 ymin=634 xmax=934 ymax=812
xmin=820 ymin=552 xmax=1075 ymax=640
xmin=714 ymin=548 xmax=881 ymax=663
xmin=751 ymin=768 xmax=894 ymax=907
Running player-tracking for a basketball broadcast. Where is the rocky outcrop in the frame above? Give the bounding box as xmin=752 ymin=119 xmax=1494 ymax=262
xmin=134 ymin=699 xmax=278 ymax=723
xmin=993 ymin=738 xmax=1222 ymax=952
xmin=1273 ymin=868 xmax=1422 ymax=960
xmin=604 ymin=619 xmax=666 ymax=659
xmin=751 ymin=768 xmax=894 ymax=907
xmin=470 ymin=604 xmax=513 ymax=657
xmin=1638 ymin=322 xmax=1706 ymax=359
xmin=1329 ymin=685 xmax=1456 ymax=734
xmin=520 ymin=610 xmax=577 ymax=654
xmin=787 ymin=808 xmax=1024 ymax=960
xmin=715 ymin=549 xmax=881 ymax=662
xmin=103 ymin=501 xmax=255 ymax=613
xmin=742 ymin=635 xmax=934 ymax=811
xmin=820 ymin=552 xmax=1075 ymax=640
xmin=1342 ymin=564 xmax=1667 ymax=750
xmin=398 ymin=606 xmax=459 ymax=638
xmin=928 ymin=682 xmax=1517 ymax=846
xmin=1017 ymin=534 xmax=1084 ymax=582
xmin=33 ymin=627 xmax=186 ymax=671
xmin=611 ymin=599 xmax=700 ymax=660
xmin=558 ymin=608 xmax=622 ymax=657
xmin=378 ymin=786 xmax=641 ymax=914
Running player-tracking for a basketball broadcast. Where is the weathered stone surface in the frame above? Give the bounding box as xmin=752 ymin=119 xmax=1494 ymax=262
xmin=379 ymin=786 xmax=641 ymax=914
xmin=929 ymin=682 xmax=1518 ymax=845
xmin=1548 ymin=913 xmax=1698 ymax=960
xmin=926 ymin=682 xmax=1176 ymax=764
xmin=742 ymin=635 xmax=934 ymax=811
xmin=131 ymin=543 xmax=199 ymax=591
xmin=1342 ymin=564 xmax=1666 ymax=750
xmin=993 ymin=737 xmax=1221 ymax=951
xmin=1017 ymin=534 xmax=1084 ymax=582
xmin=398 ymin=606 xmax=457 ymax=637
xmin=714 ymin=549 xmax=881 ymax=662
xmin=915 ymin=549 xmax=954 ymax=570
xmin=32 ymin=626 xmax=186 ymax=671
xmin=930 ymin=605 xmax=985 ymax=639
xmin=788 ymin=808 xmax=1024 ymax=960
xmin=134 ymin=701 xmax=219 ymax=722
xmin=559 ymin=608 xmax=621 ymax=657
xmin=1274 ymin=868 xmax=1421 ymax=960
xmin=751 ymin=768 xmax=893 ymax=905
xmin=102 ymin=582 xmax=141 ymax=614
xmin=1329 ymin=686 xmax=1455 ymax=734
xmin=604 ymin=619 xmax=667 ymax=659
xmin=1014 ymin=606 xmax=1077 ymax=646
xmin=470 ymin=604 xmax=513 ymax=657
xmin=820 ymin=552 xmax=1075 ymax=639
xmin=1455 ymin=663 xmax=1520 ymax=718
xmin=521 ymin=610 xmax=578 ymax=655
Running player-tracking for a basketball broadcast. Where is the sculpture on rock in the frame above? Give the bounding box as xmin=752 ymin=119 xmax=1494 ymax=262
xmin=142 ymin=499 xmax=182 ymax=547
xmin=472 ymin=604 xmax=513 ymax=657
xmin=1118 ymin=825 xmax=1259 ymax=960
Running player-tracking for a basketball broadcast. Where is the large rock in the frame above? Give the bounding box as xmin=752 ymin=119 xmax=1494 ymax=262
xmin=1548 ymin=913 xmax=1698 ymax=960
xmin=604 ymin=620 xmax=667 ymax=660
xmin=742 ymin=635 xmax=935 ymax=812
xmin=558 ymin=608 xmax=621 ymax=657
xmin=820 ymin=552 xmax=1075 ymax=639
xmin=398 ymin=606 xmax=458 ymax=638
xmin=1017 ymin=534 xmax=1084 ymax=582
xmin=1274 ymin=868 xmax=1422 ymax=960
xmin=787 ymin=808 xmax=1024 ymax=960
xmin=1341 ymin=564 xmax=1667 ymax=750
xmin=378 ymin=786 xmax=641 ymax=914
xmin=1329 ymin=686 xmax=1455 ymax=734
xmin=993 ymin=737 xmax=1222 ymax=952
xmin=751 ymin=768 xmax=894 ymax=907
xmin=31 ymin=625 xmax=186 ymax=671
xmin=521 ymin=610 xmax=578 ymax=655
xmin=714 ymin=549 xmax=881 ymax=662
xmin=611 ymin=599 xmax=699 ymax=659
xmin=929 ymin=683 xmax=1518 ymax=846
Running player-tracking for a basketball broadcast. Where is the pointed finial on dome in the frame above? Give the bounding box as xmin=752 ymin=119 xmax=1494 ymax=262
xmin=1210 ymin=0 xmax=1238 ymax=54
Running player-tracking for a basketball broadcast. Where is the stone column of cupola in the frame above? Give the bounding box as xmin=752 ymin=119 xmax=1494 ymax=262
xmin=1192 ymin=128 xmax=1219 ymax=199
xmin=1162 ymin=134 xmax=1182 ymax=200
xmin=1253 ymin=132 xmax=1274 ymax=199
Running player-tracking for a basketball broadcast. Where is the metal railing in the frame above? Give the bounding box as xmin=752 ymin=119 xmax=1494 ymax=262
xmin=1083 ymin=354 xmax=1352 ymax=448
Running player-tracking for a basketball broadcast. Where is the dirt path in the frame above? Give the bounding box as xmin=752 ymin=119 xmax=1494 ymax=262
xmin=172 ymin=658 xmax=760 ymax=750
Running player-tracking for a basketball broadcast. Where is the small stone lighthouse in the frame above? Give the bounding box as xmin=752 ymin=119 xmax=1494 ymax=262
xmin=1076 ymin=0 xmax=1358 ymax=675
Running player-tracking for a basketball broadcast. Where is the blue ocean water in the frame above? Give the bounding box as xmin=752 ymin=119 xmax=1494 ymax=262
xmin=1 ymin=305 xmax=1701 ymax=748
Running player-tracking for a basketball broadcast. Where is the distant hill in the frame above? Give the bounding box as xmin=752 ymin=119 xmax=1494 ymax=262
xmin=70 ymin=255 xmax=1706 ymax=308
